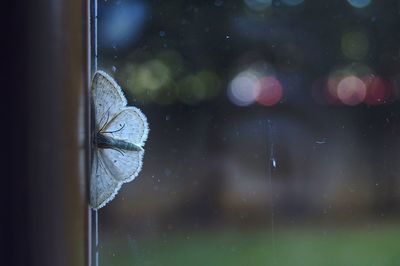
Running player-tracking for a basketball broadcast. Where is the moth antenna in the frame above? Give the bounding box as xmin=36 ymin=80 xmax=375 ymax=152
xmin=102 ymin=123 xmax=125 ymax=134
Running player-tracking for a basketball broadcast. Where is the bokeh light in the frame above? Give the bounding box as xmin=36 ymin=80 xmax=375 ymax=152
xmin=326 ymin=74 xmax=342 ymax=104
xmin=337 ymin=75 xmax=366 ymax=105
xmin=177 ymin=71 xmax=221 ymax=105
xmin=346 ymin=0 xmax=372 ymax=8
xmin=363 ymin=76 xmax=391 ymax=105
xmin=177 ymin=75 xmax=206 ymax=105
xmin=227 ymin=62 xmax=283 ymax=107
xmin=196 ymin=71 xmax=221 ymax=100
xmin=157 ymin=50 xmax=184 ymax=77
xmin=244 ymin=0 xmax=272 ymax=12
xmin=322 ymin=64 xmax=374 ymax=106
xmin=137 ymin=60 xmax=170 ymax=91
xmin=341 ymin=31 xmax=369 ymax=60
xmin=256 ymin=76 xmax=283 ymax=106
xmin=122 ymin=59 xmax=171 ymax=103
xmin=101 ymin=0 xmax=148 ymax=48
xmin=119 ymin=49 xmax=223 ymax=105
xmin=228 ymin=71 xmax=260 ymax=106
xmin=281 ymin=0 xmax=304 ymax=6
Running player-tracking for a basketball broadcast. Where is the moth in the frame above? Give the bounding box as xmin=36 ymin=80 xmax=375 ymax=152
xmin=91 ymin=70 xmax=149 ymax=209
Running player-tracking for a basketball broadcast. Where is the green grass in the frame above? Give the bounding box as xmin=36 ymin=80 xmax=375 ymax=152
xmin=101 ymin=226 xmax=400 ymax=266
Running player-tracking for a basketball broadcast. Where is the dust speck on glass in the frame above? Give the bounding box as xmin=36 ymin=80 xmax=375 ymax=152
xmin=92 ymin=0 xmax=400 ymax=265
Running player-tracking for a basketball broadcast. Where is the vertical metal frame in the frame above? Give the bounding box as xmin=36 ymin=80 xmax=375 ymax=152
xmin=22 ymin=0 xmax=90 ymax=265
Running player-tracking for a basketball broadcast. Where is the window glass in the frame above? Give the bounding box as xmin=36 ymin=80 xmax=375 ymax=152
xmin=94 ymin=1 xmax=400 ymax=265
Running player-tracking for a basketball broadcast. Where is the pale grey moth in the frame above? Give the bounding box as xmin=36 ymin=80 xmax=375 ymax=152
xmin=91 ymin=70 xmax=149 ymax=209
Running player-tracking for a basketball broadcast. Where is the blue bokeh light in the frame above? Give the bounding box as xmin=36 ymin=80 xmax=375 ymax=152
xmin=100 ymin=0 xmax=148 ymax=48
xmin=347 ymin=0 xmax=372 ymax=8
xmin=281 ymin=0 xmax=304 ymax=6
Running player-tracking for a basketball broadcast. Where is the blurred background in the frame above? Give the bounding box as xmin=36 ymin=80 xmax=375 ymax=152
xmin=95 ymin=0 xmax=400 ymax=265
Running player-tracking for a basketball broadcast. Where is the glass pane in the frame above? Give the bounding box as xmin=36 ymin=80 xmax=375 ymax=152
xmin=92 ymin=1 xmax=400 ymax=265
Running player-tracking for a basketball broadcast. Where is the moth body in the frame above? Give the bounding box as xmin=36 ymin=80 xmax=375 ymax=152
xmin=95 ymin=132 xmax=143 ymax=152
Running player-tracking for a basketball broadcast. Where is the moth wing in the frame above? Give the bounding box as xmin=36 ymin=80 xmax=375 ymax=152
xmin=99 ymin=148 xmax=144 ymax=183
xmin=90 ymin=150 xmax=122 ymax=209
xmin=104 ymin=107 xmax=149 ymax=146
xmin=92 ymin=71 xmax=127 ymax=127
